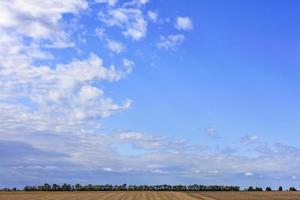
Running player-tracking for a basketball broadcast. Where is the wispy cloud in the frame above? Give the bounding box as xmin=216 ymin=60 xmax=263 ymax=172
xmin=106 ymin=39 xmax=125 ymax=54
xmin=95 ymin=0 xmax=118 ymax=7
xmin=157 ymin=34 xmax=185 ymax=50
xmin=241 ymin=134 xmax=258 ymax=145
xmin=147 ymin=11 xmax=158 ymax=23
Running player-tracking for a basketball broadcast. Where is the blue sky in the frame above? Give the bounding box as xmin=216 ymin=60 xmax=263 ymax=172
xmin=1 ymin=0 xmax=300 ymax=189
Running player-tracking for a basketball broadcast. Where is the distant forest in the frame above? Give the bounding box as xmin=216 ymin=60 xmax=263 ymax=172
xmin=0 ymin=184 xmax=297 ymax=192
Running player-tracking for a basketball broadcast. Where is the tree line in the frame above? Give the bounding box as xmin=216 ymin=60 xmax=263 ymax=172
xmin=0 ymin=184 xmax=297 ymax=192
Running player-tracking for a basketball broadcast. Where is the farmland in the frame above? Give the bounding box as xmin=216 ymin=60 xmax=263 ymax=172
xmin=188 ymin=191 xmax=300 ymax=200
xmin=1 ymin=191 xmax=300 ymax=200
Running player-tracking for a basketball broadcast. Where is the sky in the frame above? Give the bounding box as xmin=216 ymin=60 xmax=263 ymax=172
xmin=1 ymin=0 xmax=300 ymax=189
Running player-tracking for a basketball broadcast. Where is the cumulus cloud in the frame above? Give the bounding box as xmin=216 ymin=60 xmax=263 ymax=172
xmin=99 ymin=7 xmax=147 ymax=40
xmin=0 ymin=1 xmax=136 ymax=137
xmin=0 ymin=33 xmax=53 ymax=69
xmin=0 ymin=0 xmax=88 ymax=47
xmin=0 ymin=53 xmax=132 ymax=135
xmin=157 ymin=34 xmax=185 ymax=50
xmin=175 ymin=17 xmax=193 ymax=31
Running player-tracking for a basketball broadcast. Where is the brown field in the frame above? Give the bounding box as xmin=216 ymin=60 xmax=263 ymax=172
xmin=1 ymin=191 xmax=300 ymax=200
xmin=187 ymin=192 xmax=300 ymax=200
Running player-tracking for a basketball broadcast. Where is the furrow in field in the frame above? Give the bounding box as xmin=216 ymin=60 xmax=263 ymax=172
xmin=156 ymin=192 xmax=172 ymax=200
xmin=123 ymin=192 xmax=136 ymax=200
xmin=144 ymin=191 xmax=156 ymax=200
xmin=132 ymin=191 xmax=142 ymax=200
xmin=86 ymin=192 xmax=113 ymax=200
xmin=141 ymin=191 xmax=148 ymax=200
xmin=185 ymin=193 xmax=217 ymax=200
xmin=165 ymin=192 xmax=185 ymax=200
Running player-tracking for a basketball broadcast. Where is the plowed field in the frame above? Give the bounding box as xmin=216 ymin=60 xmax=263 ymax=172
xmin=1 ymin=191 xmax=300 ymax=200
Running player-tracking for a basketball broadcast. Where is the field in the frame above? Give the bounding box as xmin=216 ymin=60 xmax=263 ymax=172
xmin=187 ymin=192 xmax=300 ymax=200
xmin=1 ymin=191 xmax=300 ymax=200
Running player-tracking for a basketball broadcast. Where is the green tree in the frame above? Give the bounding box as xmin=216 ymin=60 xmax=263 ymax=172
xmin=254 ymin=187 xmax=263 ymax=191
xmin=247 ymin=186 xmax=254 ymax=191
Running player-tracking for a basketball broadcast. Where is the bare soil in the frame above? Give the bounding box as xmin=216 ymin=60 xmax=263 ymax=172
xmin=187 ymin=191 xmax=300 ymax=200
xmin=1 ymin=191 xmax=300 ymax=200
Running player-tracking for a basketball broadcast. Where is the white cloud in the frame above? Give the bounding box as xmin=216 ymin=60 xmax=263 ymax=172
xmin=95 ymin=0 xmax=117 ymax=6
xmin=149 ymin=169 xmax=169 ymax=174
xmin=0 ymin=0 xmax=88 ymax=47
xmin=0 ymin=33 xmax=53 ymax=69
xmin=99 ymin=7 xmax=147 ymax=40
xmin=0 ymin=53 xmax=132 ymax=133
xmin=122 ymin=58 xmax=134 ymax=74
xmin=147 ymin=11 xmax=158 ymax=23
xmin=3 ymin=126 xmax=300 ymax=185
xmin=245 ymin=172 xmax=254 ymax=176
xmin=124 ymin=0 xmax=149 ymax=7
xmin=0 ymin=1 xmax=135 ymax=136
xmin=138 ymin=0 xmax=148 ymax=4
xmin=157 ymin=34 xmax=185 ymax=50
xmin=79 ymin=85 xmax=104 ymax=102
xmin=103 ymin=167 xmax=113 ymax=172
xmin=118 ymin=132 xmax=166 ymax=149
xmin=175 ymin=17 xmax=193 ymax=31
xmin=106 ymin=39 xmax=125 ymax=54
